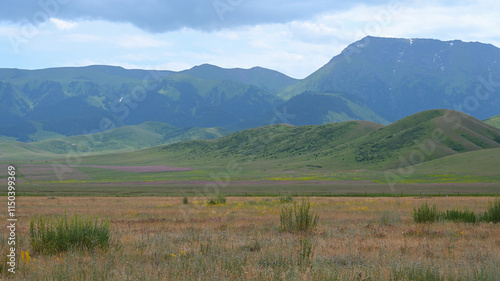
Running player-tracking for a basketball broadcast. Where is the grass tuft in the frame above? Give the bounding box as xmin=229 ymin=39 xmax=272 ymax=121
xmin=29 ymin=212 xmax=111 ymax=255
xmin=481 ymin=198 xmax=500 ymax=223
xmin=441 ymin=208 xmax=477 ymax=223
xmin=412 ymin=202 xmax=439 ymax=223
xmin=207 ymin=193 xmax=226 ymax=205
xmin=280 ymin=199 xmax=319 ymax=232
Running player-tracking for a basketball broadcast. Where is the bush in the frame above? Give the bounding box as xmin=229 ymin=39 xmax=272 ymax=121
xmin=413 ymin=202 xmax=439 ymax=223
xmin=30 ymin=213 xmax=110 ymax=254
xmin=182 ymin=196 xmax=189 ymax=205
xmin=207 ymin=193 xmax=226 ymax=205
xmin=480 ymin=198 xmax=500 ymax=223
xmin=279 ymin=193 xmax=294 ymax=203
xmin=440 ymin=209 xmax=477 ymax=223
xmin=280 ymin=199 xmax=319 ymax=232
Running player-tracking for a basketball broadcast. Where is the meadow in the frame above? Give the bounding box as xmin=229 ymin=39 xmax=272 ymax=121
xmin=1 ymin=196 xmax=499 ymax=280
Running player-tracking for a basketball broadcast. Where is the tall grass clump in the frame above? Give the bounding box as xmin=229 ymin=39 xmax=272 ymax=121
xmin=207 ymin=193 xmax=226 ymax=205
xmin=280 ymin=199 xmax=319 ymax=232
xmin=481 ymin=198 xmax=500 ymax=223
xmin=413 ymin=202 xmax=439 ymax=223
xmin=441 ymin=208 xmax=477 ymax=223
xmin=30 ymin=213 xmax=110 ymax=254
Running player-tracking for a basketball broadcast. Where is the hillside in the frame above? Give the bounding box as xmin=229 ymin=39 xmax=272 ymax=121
xmin=281 ymin=36 xmax=500 ymax=122
xmin=237 ymin=92 xmax=389 ymax=130
xmin=485 ymin=115 xmax=500 ymax=128
xmin=0 ymin=122 xmax=231 ymax=160
xmin=408 ymin=148 xmax=500 ymax=176
xmin=336 ymin=109 xmax=500 ymax=169
xmin=78 ymin=110 xmax=500 ymax=172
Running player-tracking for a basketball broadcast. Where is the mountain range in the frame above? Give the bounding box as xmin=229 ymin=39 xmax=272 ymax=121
xmin=1 ymin=36 xmax=499 ymax=145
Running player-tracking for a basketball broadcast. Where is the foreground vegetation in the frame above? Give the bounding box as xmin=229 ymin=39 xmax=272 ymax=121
xmin=413 ymin=199 xmax=500 ymax=223
xmin=1 ymin=196 xmax=499 ymax=280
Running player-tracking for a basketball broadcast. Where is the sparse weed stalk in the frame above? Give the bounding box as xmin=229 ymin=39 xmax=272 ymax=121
xmin=413 ymin=202 xmax=439 ymax=223
xmin=29 ymin=212 xmax=111 ymax=254
xmin=279 ymin=193 xmax=294 ymax=203
xmin=297 ymin=237 xmax=315 ymax=267
xmin=280 ymin=199 xmax=319 ymax=232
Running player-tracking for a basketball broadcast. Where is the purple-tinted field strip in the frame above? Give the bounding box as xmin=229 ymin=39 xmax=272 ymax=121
xmin=79 ymin=165 xmax=193 ymax=173
xmin=88 ymin=180 xmax=375 ymax=186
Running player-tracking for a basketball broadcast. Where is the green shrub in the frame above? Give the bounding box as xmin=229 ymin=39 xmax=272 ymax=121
xmin=280 ymin=199 xmax=319 ymax=232
xmin=30 ymin=213 xmax=110 ymax=254
xmin=480 ymin=198 xmax=500 ymax=223
xmin=413 ymin=202 xmax=439 ymax=223
xmin=207 ymin=193 xmax=226 ymax=205
xmin=279 ymin=193 xmax=294 ymax=203
xmin=182 ymin=196 xmax=189 ymax=205
xmin=440 ymin=209 xmax=477 ymax=223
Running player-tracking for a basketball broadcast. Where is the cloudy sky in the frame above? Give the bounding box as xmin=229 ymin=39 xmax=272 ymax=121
xmin=1 ymin=0 xmax=499 ymax=78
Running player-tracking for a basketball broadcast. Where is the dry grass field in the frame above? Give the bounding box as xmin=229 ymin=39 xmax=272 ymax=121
xmin=1 ymin=196 xmax=499 ymax=280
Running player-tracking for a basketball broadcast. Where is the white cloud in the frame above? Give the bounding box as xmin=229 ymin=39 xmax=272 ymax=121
xmin=50 ymin=18 xmax=78 ymax=30
xmin=2 ymin=1 xmax=500 ymax=79
xmin=115 ymin=35 xmax=169 ymax=49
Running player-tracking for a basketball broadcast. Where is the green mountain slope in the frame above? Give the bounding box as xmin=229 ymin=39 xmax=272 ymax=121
xmin=237 ymin=92 xmax=389 ymax=129
xmin=0 ymin=67 xmax=283 ymax=141
xmin=408 ymin=148 xmax=500 ymax=176
xmin=485 ymin=115 xmax=500 ymax=128
xmin=0 ymin=141 xmax=68 ymax=161
xmin=281 ymin=36 xmax=500 ymax=122
xmin=336 ymin=109 xmax=500 ymax=169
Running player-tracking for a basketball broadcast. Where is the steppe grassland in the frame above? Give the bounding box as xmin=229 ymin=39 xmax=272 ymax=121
xmin=2 ymin=196 xmax=499 ymax=280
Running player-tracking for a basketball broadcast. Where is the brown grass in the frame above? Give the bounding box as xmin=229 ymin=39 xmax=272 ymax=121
xmin=1 ymin=196 xmax=499 ymax=280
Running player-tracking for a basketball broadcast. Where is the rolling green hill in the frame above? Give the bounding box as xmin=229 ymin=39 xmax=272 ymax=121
xmin=408 ymin=148 xmax=500 ymax=176
xmin=485 ymin=115 xmax=500 ymax=128
xmin=0 ymin=122 xmax=231 ymax=160
xmin=77 ymin=110 xmax=500 ymax=172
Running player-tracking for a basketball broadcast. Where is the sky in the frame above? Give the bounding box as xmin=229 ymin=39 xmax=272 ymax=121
xmin=1 ymin=0 xmax=499 ymax=79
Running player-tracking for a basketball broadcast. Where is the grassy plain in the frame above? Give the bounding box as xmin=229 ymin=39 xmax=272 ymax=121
xmin=1 ymin=196 xmax=499 ymax=280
